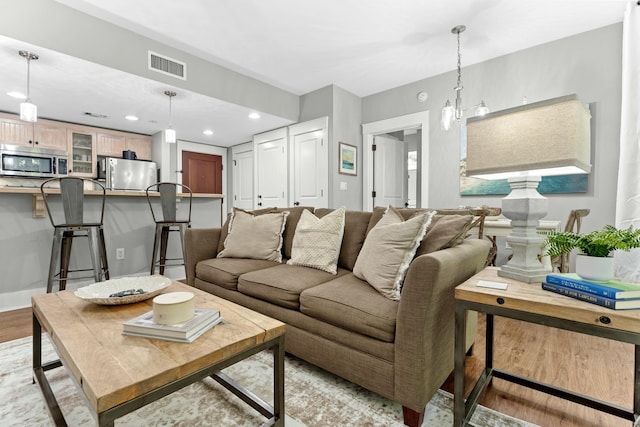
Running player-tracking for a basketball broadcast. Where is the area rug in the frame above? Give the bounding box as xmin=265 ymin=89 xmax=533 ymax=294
xmin=0 ymin=335 xmax=538 ymax=426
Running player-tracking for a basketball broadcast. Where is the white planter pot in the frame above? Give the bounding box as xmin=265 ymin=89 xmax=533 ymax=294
xmin=575 ymin=254 xmax=615 ymax=282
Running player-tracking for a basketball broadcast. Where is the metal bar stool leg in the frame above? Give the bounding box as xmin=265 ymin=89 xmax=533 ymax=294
xmin=159 ymin=226 xmax=170 ymax=275
xmin=59 ymin=231 xmax=74 ymax=291
xmin=47 ymin=230 xmax=63 ymax=293
xmin=87 ymin=227 xmax=102 ymax=283
xmin=99 ymin=227 xmax=110 ymax=280
xmin=150 ymin=224 xmax=163 ymax=275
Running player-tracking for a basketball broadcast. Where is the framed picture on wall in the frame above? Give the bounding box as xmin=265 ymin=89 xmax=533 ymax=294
xmin=339 ymin=142 xmax=357 ymax=176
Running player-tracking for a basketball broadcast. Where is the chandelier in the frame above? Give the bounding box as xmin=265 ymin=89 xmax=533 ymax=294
xmin=441 ymin=25 xmax=489 ymax=131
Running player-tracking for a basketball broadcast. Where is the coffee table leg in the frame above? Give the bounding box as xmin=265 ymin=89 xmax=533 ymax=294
xmin=33 ymin=312 xmax=67 ymax=426
xmin=273 ymin=335 xmax=285 ymax=427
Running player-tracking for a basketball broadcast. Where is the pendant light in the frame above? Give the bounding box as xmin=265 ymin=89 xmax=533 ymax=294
xmin=441 ymin=25 xmax=488 ymax=131
xmin=19 ymin=50 xmax=39 ymax=123
xmin=164 ymin=90 xmax=177 ymax=143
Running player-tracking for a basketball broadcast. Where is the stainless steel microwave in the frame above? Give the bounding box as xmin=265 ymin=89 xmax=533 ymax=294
xmin=0 ymin=144 xmax=68 ymax=178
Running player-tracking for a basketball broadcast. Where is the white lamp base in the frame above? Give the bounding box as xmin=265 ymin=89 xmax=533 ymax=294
xmin=498 ymin=175 xmax=551 ymax=283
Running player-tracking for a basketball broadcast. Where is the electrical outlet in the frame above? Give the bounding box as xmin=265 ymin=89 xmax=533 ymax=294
xmin=116 ymin=248 xmax=125 ymax=260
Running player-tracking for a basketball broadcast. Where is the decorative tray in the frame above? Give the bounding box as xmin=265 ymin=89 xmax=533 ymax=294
xmin=74 ymin=276 xmax=172 ymax=305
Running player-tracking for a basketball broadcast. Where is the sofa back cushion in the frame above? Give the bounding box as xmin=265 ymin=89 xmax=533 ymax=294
xmin=315 ymin=208 xmax=372 ymax=271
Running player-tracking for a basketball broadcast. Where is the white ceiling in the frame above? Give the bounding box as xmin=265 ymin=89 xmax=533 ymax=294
xmin=0 ymin=0 xmax=629 ymax=147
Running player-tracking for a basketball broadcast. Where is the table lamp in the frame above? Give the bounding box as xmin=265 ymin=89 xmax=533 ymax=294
xmin=466 ymin=94 xmax=592 ymax=283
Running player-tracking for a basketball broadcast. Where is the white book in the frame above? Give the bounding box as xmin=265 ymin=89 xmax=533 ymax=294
xmin=123 ymin=316 xmax=223 ymax=343
xmin=123 ymin=308 xmax=220 ymax=339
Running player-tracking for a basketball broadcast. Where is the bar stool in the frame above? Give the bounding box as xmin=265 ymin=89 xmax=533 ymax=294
xmin=41 ymin=177 xmax=109 ymax=293
xmin=146 ymin=182 xmax=192 ymax=275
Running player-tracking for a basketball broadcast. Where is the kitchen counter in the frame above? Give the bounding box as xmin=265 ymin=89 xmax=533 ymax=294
xmin=0 ymin=185 xmax=222 ymax=218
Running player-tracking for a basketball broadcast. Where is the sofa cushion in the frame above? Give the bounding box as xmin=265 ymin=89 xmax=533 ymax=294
xmin=217 ymin=207 xmax=277 ymax=254
xmin=415 ymin=214 xmax=474 ymax=256
xmin=316 ymin=209 xmax=371 ymax=271
xmin=218 ymin=210 xmax=289 ymax=262
xmin=287 ymin=208 xmax=346 ymax=274
xmin=195 ymin=258 xmax=280 ymax=290
xmin=238 ymin=264 xmax=350 ymax=309
xmin=354 ymin=206 xmax=435 ymax=300
xmin=299 ymin=273 xmax=398 ymax=343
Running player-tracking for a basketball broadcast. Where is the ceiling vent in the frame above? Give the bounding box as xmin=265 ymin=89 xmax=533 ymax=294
xmin=148 ymin=51 xmax=186 ymax=80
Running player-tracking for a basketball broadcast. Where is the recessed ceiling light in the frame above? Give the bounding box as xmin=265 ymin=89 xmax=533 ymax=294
xmin=203 ymin=129 xmax=214 ymax=136
xmin=125 ymin=115 xmax=139 ymax=121
xmin=7 ymin=91 xmax=26 ymax=99
xmin=249 ymin=112 xmax=260 ymax=119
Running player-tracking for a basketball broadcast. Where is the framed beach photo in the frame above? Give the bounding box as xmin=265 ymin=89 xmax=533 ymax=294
xmin=339 ymin=142 xmax=357 ymax=176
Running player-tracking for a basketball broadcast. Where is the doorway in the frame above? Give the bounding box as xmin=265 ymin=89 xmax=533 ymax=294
xmin=362 ymin=111 xmax=429 ymax=211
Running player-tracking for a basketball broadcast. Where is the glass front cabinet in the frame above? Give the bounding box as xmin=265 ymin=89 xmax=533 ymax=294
xmin=67 ymin=126 xmax=96 ymax=177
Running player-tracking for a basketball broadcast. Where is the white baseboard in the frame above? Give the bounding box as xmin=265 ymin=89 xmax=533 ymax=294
xmin=0 ymin=267 xmax=186 ymax=312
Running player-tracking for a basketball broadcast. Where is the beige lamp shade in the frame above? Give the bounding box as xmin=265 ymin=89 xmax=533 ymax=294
xmin=466 ymin=94 xmax=591 ymax=180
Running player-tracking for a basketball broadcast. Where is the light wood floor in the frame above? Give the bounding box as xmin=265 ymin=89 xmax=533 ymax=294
xmin=3 ymin=307 xmax=634 ymax=426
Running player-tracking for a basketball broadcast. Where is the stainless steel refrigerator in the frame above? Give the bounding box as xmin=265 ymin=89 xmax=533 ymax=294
xmin=102 ymin=157 xmax=158 ymax=191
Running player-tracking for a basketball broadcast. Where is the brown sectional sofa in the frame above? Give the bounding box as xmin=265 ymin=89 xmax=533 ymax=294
xmin=184 ymin=206 xmax=490 ymax=427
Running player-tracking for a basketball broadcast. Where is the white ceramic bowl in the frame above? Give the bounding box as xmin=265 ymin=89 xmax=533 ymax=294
xmin=74 ymin=276 xmax=172 ymax=305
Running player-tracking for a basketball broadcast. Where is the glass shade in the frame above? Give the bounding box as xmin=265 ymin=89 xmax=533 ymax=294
xmin=441 ymin=101 xmax=454 ymax=131
xmin=20 ymin=101 xmax=37 ymax=122
xmin=165 ymin=127 xmax=176 ymax=144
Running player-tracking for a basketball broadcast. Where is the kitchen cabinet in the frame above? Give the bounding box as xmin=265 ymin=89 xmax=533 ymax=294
xmin=67 ymin=126 xmax=96 ymax=177
xmin=96 ymin=131 xmax=126 ymax=157
xmin=96 ymin=130 xmax=151 ymax=160
xmin=126 ymin=135 xmax=152 ymax=160
xmin=0 ymin=112 xmax=67 ymax=151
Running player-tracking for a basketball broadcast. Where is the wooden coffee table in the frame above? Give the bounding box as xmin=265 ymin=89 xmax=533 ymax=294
xmin=32 ymin=281 xmax=286 ymax=427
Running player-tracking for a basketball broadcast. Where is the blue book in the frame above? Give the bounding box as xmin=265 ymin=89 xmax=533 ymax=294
xmin=545 ymin=273 xmax=640 ymax=300
xmin=541 ymin=282 xmax=640 ymax=310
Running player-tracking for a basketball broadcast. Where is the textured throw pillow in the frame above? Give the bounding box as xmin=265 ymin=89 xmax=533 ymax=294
xmin=354 ymin=206 xmax=435 ymax=300
xmin=217 ymin=210 xmax=289 ymax=262
xmin=287 ymin=208 xmax=346 ymax=274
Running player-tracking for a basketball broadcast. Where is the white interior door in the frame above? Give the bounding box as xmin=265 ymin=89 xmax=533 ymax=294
xmin=254 ymin=128 xmax=288 ymax=208
xmin=289 ymin=117 xmax=328 ymax=208
xmin=373 ymin=135 xmax=408 ymax=208
xmin=232 ymin=148 xmax=253 ymax=210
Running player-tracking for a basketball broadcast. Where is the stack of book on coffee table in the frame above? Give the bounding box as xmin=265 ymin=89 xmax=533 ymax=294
xmin=542 ymin=273 xmax=640 ymax=310
xmin=123 ymin=308 xmax=222 ymax=342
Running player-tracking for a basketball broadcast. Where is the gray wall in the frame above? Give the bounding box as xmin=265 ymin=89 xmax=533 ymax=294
xmin=362 ymin=23 xmax=622 ymax=236
xmin=299 ymin=85 xmax=362 ymax=209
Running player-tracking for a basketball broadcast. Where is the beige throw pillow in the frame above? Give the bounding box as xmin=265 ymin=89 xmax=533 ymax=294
xmin=287 ymin=208 xmax=346 ymax=274
xmin=217 ymin=210 xmax=289 ymax=262
xmin=354 ymin=206 xmax=435 ymax=300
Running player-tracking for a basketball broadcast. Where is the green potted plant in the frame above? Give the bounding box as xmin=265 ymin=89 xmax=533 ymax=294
xmin=543 ymin=225 xmax=640 ymax=281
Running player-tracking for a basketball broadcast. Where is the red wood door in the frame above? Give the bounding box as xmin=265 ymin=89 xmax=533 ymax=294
xmin=182 ymin=151 xmax=222 ymax=194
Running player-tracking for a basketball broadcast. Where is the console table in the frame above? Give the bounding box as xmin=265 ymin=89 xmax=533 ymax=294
xmin=454 ymin=267 xmax=640 ymax=426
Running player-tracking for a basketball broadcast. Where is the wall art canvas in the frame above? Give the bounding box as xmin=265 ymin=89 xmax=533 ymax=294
xmin=339 ymin=142 xmax=357 ymax=176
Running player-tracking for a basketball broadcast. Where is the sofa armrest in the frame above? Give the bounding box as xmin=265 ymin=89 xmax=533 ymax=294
xmin=394 ymin=238 xmax=490 ymax=411
xmin=184 ymin=228 xmax=222 ymax=286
